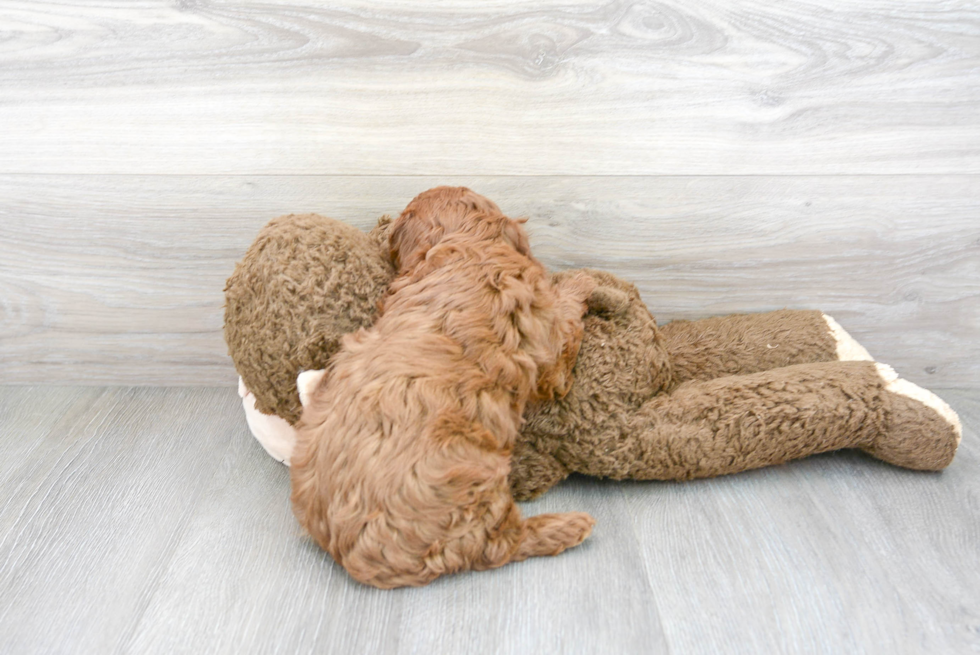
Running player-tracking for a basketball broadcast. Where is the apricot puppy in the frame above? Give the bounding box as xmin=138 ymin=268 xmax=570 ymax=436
xmin=290 ymin=187 xmax=596 ymax=588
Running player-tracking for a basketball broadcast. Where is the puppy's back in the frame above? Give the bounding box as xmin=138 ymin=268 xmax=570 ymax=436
xmin=291 ymin=190 xmax=596 ymax=588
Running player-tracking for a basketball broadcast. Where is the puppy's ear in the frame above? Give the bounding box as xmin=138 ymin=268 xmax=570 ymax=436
xmin=389 ymin=209 xmax=442 ymax=273
xmin=502 ymin=217 xmax=531 ymax=257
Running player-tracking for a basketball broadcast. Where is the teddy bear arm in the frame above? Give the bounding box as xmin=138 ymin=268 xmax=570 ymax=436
xmin=508 ymin=438 xmax=570 ymax=501
xmin=556 ymin=360 xmax=959 ymax=480
xmin=658 ymin=309 xmax=869 ymax=385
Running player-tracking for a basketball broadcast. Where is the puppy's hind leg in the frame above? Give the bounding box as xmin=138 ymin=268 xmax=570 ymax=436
xmin=512 ymin=512 xmax=595 ymax=562
xmin=474 ymin=503 xmax=594 ymax=570
xmin=446 ymin=490 xmax=594 ymax=572
xmin=426 ymin=414 xmax=595 ymax=577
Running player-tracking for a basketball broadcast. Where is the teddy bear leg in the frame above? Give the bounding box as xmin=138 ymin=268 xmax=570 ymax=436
xmin=659 ymin=309 xmax=872 ymax=385
xmin=863 ymin=363 xmax=961 ymax=470
xmin=567 ymin=360 xmax=958 ymax=481
xmin=821 ymin=314 xmax=873 ymax=362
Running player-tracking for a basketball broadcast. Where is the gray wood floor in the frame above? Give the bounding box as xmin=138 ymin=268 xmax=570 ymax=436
xmin=0 ymin=386 xmax=977 ymax=654
xmin=2 ymin=2 xmax=979 ymax=653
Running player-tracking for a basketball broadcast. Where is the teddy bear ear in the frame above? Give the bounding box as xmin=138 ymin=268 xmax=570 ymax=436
xmin=367 ymin=215 xmax=394 ymax=252
xmin=297 ymin=369 xmax=327 ymax=407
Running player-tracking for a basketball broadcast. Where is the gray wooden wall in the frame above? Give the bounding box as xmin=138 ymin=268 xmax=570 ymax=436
xmin=1 ymin=1 xmax=978 ymax=388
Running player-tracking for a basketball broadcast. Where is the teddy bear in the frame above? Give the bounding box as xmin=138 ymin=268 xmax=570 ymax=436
xmin=224 ymin=195 xmax=961 ymax=502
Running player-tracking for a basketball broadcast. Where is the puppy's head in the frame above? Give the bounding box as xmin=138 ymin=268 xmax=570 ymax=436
xmin=390 ymin=187 xmax=530 ymax=273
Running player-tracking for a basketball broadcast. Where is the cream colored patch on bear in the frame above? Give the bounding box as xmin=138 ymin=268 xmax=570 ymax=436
xmin=875 ymin=364 xmax=962 ymax=444
xmin=823 ymin=314 xmax=873 ymax=362
xmin=239 ymin=377 xmax=296 ymax=465
xmin=297 ymin=368 xmax=327 ymax=408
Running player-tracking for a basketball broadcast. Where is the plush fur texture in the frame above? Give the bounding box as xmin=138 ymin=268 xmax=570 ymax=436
xmin=224 ymin=192 xmax=962 ymax=510
xmin=224 ymin=214 xmax=395 ymax=425
xmin=512 ymin=273 xmax=959 ymax=499
xmin=289 ymin=187 xmax=596 ymax=588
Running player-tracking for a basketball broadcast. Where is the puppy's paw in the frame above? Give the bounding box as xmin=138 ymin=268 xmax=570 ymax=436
xmin=587 ymin=285 xmax=631 ymax=317
xmin=560 ymin=511 xmax=597 ymax=546
xmin=555 ymin=271 xmax=598 ymax=309
xmin=516 ymin=511 xmax=596 ymax=560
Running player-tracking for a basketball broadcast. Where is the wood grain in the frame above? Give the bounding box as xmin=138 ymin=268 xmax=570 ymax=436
xmin=0 ymin=387 xmax=236 ymax=654
xmin=1 ymin=174 xmax=977 ymax=388
xmin=1 ymin=2 xmax=977 ymax=652
xmin=623 ymin=390 xmax=980 ymax=654
xmin=0 ymin=1 xmax=978 ymax=175
xmin=124 ymin=413 xmax=667 ymax=655
xmin=0 ymin=386 xmax=103 ymax=486
xmin=0 ymin=386 xmax=976 ymax=653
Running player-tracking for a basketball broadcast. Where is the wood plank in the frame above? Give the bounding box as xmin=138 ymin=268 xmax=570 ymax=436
xmin=0 ymin=387 xmax=236 ymax=654
xmin=0 ymin=386 xmax=103 ymax=484
xmin=0 ymin=1 xmax=978 ymax=175
xmin=1 ymin=387 xmax=975 ymax=653
xmin=622 ymin=389 xmax=980 ymax=654
xmin=124 ymin=390 xmax=667 ymax=655
xmin=121 ymin=405 xmax=407 ymax=655
xmin=395 ymin=482 xmax=667 ymax=655
xmin=1 ymin=174 xmax=977 ymax=388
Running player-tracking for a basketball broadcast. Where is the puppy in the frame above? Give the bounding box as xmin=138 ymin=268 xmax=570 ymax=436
xmin=290 ymin=187 xmax=596 ymax=588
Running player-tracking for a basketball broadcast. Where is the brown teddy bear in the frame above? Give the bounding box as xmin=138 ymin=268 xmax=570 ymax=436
xmin=224 ymin=195 xmax=961 ymax=502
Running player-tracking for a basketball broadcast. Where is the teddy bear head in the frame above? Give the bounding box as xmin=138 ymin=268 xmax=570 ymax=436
xmin=224 ymin=213 xmax=395 ymax=425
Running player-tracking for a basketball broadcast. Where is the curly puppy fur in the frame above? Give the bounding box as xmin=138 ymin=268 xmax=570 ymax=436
xmin=290 ymin=187 xmax=596 ymax=588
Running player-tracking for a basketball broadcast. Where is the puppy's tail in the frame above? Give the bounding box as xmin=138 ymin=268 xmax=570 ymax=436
xmin=511 ymin=512 xmax=595 ymax=562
